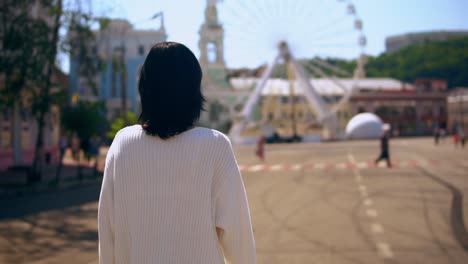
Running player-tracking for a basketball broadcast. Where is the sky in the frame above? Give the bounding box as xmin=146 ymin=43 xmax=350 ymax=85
xmin=64 ymin=0 xmax=468 ymax=71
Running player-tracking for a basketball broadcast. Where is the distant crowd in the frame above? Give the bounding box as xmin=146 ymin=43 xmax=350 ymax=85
xmin=59 ymin=134 xmax=102 ymax=167
xmin=433 ymin=126 xmax=466 ymax=148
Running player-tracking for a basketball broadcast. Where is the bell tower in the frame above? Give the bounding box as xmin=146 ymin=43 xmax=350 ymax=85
xmin=199 ymin=0 xmax=226 ymax=70
xmin=198 ymin=0 xmax=239 ymax=131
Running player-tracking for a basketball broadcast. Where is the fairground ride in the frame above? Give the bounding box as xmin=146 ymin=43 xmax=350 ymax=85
xmin=216 ymin=0 xmax=367 ymax=143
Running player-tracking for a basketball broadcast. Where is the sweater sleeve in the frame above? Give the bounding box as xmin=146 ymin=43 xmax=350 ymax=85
xmin=98 ymin=148 xmax=115 ymax=264
xmin=214 ymin=136 xmax=256 ymax=264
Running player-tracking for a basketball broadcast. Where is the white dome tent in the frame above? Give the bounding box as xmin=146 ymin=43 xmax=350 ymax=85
xmin=345 ymin=112 xmax=384 ymax=139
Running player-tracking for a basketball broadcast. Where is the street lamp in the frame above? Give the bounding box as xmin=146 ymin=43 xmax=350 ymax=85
xmin=151 ymin=12 xmax=165 ymax=32
xmin=116 ymin=12 xmax=165 ymax=123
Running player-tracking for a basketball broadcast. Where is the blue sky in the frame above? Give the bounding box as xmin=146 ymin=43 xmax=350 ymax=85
xmin=78 ymin=0 xmax=468 ymax=70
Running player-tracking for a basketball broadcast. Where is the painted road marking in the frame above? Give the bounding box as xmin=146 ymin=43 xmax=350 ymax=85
xmin=398 ymin=161 xmax=408 ymax=167
xmin=237 ymin=159 xmax=443 ymax=173
xmin=359 ymin=186 xmax=368 ymax=196
xmin=238 ymin=159 xmax=442 ymax=173
xmin=248 ymin=164 xmax=265 ymax=172
xmin=417 ymin=159 xmax=428 ymax=166
xmin=355 ymin=174 xmax=363 ymax=182
xmin=336 ymin=163 xmax=347 ymax=169
xmin=376 ymin=242 xmax=394 ymax=259
xmin=371 ymin=223 xmax=384 ymax=234
xmin=366 ymin=209 xmax=378 ymax=218
xmin=364 ymin=198 xmax=373 ymax=206
xmin=270 ymin=164 xmax=283 ymax=171
xmin=360 ymin=189 xmax=368 ymax=196
xmin=291 ymin=164 xmax=303 ymax=171
xmin=349 ymin=152 xmax=395 ymax=261
xmin=356 ymin=162 xmax=368 ymax=169
xmin=314 ymin=163 xmax=326 ymax=169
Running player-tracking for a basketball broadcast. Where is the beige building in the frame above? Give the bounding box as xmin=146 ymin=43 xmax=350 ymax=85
xmin=447 ymin=88 xmax=468 ymax=134
xmin=230 ymin=78 xmax=448 ymax=137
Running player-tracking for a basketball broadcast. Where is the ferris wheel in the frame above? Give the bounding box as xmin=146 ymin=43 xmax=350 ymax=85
xmin=218 ymin=0 xmax=366 ymax=69
xmin=216 ymin=0 xmax=367 ymax=142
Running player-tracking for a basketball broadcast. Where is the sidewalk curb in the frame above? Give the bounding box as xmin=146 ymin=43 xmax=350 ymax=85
xmin=0 ymin=177 xmax=103 ymax=198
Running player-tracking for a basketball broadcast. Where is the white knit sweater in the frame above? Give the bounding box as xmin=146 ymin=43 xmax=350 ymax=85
xmin=98 ymin=125 xmax=256 ymax=264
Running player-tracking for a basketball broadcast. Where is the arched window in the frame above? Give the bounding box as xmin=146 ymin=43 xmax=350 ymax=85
xmin=207 ymin=42 xmax=217 ymax=63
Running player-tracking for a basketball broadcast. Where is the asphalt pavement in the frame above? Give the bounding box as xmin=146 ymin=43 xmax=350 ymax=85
xmin=0 ymin=137 xmax=467 ymax=264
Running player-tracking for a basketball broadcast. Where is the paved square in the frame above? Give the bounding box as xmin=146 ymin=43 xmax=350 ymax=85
xmin=1 ymin=138 xmax=467 ymax=263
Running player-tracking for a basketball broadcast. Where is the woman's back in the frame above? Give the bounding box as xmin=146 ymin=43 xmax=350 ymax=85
xmin=98 ymin=125 xmax=255 ymax=264
xmin=98 ymin=42 xmax=255 ymax=264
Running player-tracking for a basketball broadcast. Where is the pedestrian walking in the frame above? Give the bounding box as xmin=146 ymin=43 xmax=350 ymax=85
xmin=70 ymin=134 xmax=80 ymax=161
xmin=81 ymin=137 xmax=91 ymax=162
xmin=375 ymin=124 xmax=392 ymax=168
xmin=453 ymin=131 xmax=460 ymax=148
xmin=255 ymin=136 xmax=265 ymax=161
xmin=460 ymin=129 xmax=466 ymax=148
xmin=98 ymin=42 xmax=256 ymax=264
xmin=433 ymin=127 xmax=440 ymax=145
xmin=59 ymin=134 xmax=68 ymax=159
xmin=89 ymin=135 xmax=101 ymax=171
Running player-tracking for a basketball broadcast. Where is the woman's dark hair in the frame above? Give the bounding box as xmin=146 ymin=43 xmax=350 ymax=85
xmin=138 ymin=42 xmax=205 ymax=139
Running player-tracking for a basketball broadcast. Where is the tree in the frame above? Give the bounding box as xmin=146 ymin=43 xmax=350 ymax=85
xmin=107 ymin=111 xmax=138 ymax=140
xmin=50 ymin=3 xmax=112 ymax=183
xmin=292 ymin=38 xmax=468 ymax=89
xmin=366 ymin=37 xmax=468 ymax=88
xmin=60 ymin=101 xmax=107 ymax=180
xmin=62 ymin=101 xmax=107 ymax=141
xmin=1 ymin=1 xmax=109 ymax=182
xmin=29 ymin=0 xmax=64 ymax=182
xmin=0 ymin=0 xmax=50 ymax=166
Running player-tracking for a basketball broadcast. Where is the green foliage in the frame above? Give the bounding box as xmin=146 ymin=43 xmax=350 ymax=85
xmin=0 ymin=0 xmax=107 ymax=179
xmin=0 ymin=0 xmax=100 ymax=114
xmin=366 ymin=37 xmax=468 ymax=88
xmin=321 ymin=58 xmax=356 ymax=77
xmin=0 ymin=1 xmax=54 ymax=108
xmin=107 ymin=112 xmax=139 ymax=140
xmin=61 ymin=102 xmax=108 ymax=140
xmin=64 ymin=11 xmax=100 ymax=95
xmin=264 ymin=57 xmax=356 ymax=79
xmin=264 ymin=37 xmax=467 ymax=88
xmin=97 ymin=17 xmax=111 ymax=31
xmin=271 ymin=63 xmax=287 ymax=79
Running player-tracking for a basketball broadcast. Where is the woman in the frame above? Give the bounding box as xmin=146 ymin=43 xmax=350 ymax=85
xmin=98 ymin=42 xmax=256 ymax=264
